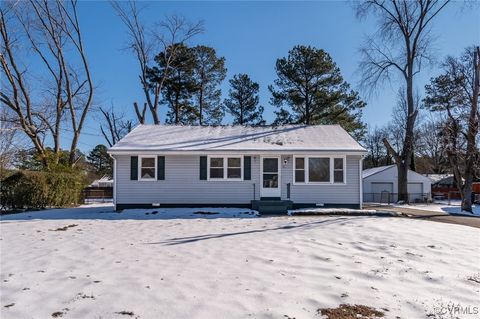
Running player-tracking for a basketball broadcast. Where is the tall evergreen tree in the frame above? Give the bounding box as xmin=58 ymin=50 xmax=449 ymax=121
xmin=191 ymin=45 xmax=227 ymax=125
xmin=87 ymin=145 xmax=112 ymax=177
xmin=224 ymin=74 xmax=265 ymax=125
xmin=148 ymin=43 xmax=197 ymax=124
xmin=269 ymin=45 xmax=366 ymax=138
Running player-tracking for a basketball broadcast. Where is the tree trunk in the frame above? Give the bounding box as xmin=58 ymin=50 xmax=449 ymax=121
xmin=397 ymin=163 xmax=409 ymax=203
xmin=305 ymin=90 xmax=310 ymax=125
xmin=461 ymin=47 xmax=480 ymax=212
xmin=397 ymin=70 xmax=417 ymax=203
xmin=199 ymin=87 xmax=203 ymax=126
xmin=240 ymin=101 xmax=243 ymax=125
xmin=409 ymin=151 xmax=416 ymax=171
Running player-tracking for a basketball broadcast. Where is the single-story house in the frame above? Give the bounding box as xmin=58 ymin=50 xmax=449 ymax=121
xmin=108 ymin=124 xmax=368 ymax=213
xmin=363 ymin=165 xmax=432 ymax=203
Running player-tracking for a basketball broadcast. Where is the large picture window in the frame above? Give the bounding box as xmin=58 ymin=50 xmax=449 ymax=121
xmin=294 ymin=156 xmax=345 ymax=184
xmin=139 ymin=156 xmax=156 ymax=180
xmin=209 ymin=156 xmax=243 ymax=180
xmin=308 ymin=158 xmax=330 ymax=182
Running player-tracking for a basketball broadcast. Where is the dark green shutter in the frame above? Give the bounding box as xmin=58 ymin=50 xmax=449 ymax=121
xmin=130 ymin=156 xmax=138 ymax=180
xmin=244 ymin=156 xmax=251 ymax=180
xmin=200 ymin=156 xmax=207 ymax=180
xmin=157 ymin=156 xmax=165 ymax=180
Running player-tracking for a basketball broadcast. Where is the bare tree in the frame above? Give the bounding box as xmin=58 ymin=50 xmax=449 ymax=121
xmin=111 ymin=1 xmax=203 ymax=124
xmin=424 ymin=47 xmax=480 ymax=212
xmin=416 ymin=114 xmax=448 ymax=174
xmin=0 ymin=108 xmax=20 ymax=173
xmin=0 ymin=0 xmax=94 ymax=168
xmin=363 ymin=126 xmax=390 ymax=169
xmin=99 ymin=104 xmax=133 ymax=147
xmin=355 ymin=0 xmax=450 ymax=202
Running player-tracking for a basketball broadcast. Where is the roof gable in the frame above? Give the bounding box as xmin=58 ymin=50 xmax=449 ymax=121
xmin=362 ymin=165 xmax=395 ymax=178
xmin=109 ymin=124 xmax=366 ymax=153
xmin=363 ymin=165 xmax=432 ymax=182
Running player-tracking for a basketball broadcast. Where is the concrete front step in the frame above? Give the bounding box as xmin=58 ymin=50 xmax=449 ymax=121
xmin=251 ymin=200 xmax=293 ymax=214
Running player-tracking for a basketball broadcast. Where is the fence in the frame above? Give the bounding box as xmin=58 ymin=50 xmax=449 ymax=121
xmin=363 ymin=192 xmax=431 ymax=204
xmin=81 ymin=187 xmax=113 ymax=204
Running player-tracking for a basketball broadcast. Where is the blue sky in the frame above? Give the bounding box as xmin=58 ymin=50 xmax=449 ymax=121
xmin=71 ymin=1 xmax=479 ymax=151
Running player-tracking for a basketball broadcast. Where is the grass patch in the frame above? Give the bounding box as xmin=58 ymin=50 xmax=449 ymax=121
xmin=318 ymin=304 xmax=385 ymax=319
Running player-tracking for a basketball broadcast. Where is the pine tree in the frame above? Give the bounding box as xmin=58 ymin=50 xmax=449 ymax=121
xmin=87 ymin=145 xmax=112 ymax=177
xmin=191 ymin=45 xmax=227 ymax=125
xmin=224 ymin=74 xmax=265 ymax=126
xmin=148 ymin=43 xmax=197 ymax=124
xmin=269 ymin=45 xmax=365 ymax=137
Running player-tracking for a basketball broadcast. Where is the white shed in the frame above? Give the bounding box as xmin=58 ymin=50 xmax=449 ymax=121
xmin=362 ymin=165 xmax=431 ymax=203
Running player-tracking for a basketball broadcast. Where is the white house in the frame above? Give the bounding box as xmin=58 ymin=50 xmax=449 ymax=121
xmin=362 ymin=165 xmax=431 ymax=203
xmin=108 ymin=124 xmax=368 ymax=213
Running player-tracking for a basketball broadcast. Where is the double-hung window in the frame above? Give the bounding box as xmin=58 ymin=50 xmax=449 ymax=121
xmin=139 ymin=156 xmax=156 ymax=180
xmin=227 ymin=157 xmax=242 ymax=178
xmin=209 ymin=157 xmax=224 ymax=178
xmin=209 ymin=156 xmax=242 ymax=180
xmin=295 ymin=157 xmax=305 ymax=183
xmin=294 ymin=156 xmax=345 ymax=184
xmin=333 ymin=158 xmax=344 ymax=183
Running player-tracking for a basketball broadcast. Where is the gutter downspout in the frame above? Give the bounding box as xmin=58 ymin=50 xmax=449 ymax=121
xmin=109 ymin=153 xmax=117 ymax=211
xmin=359 ymin=156 xmax=364 ymax=209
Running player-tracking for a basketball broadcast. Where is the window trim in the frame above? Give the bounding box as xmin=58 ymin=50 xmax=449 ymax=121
xmin=138 ymin=155 xmax=157 ymax=181
xmin=207 ymin=155 xmax=244 ymax=181
xmin=293 ymin=155 xmax=346 ymax=185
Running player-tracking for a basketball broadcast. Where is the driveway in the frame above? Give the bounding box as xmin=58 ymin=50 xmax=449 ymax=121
xmin=369 ymin=205 xmax=480 ymax=229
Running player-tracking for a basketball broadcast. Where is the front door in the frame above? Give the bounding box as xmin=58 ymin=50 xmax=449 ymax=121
xmin=261 ymin=157 xmax=281 ymax=198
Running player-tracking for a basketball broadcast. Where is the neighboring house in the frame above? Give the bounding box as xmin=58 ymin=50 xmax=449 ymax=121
xmin=425 ymin=174 xmax=464 ymax=199
xmin=363 ymin=165 xmax=431 ymax=203
xmin=89 ymin=175 xmax=114 ymax=188
xmin=108 ymin=124 xmax=367 ymax=213
xmin=83 ymin=175 xmax=114 ymax=203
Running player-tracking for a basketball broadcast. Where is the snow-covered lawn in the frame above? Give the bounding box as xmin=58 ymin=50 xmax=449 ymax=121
xmin=1 ymin=204 xmax=479 ymax=319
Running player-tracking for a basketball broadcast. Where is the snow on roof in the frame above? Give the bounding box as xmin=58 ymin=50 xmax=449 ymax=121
xmin=362 ymin=165 xmax=395 ymax=178
xmin=423 ymin=174 xmax=453 ymax=183
xmin=109 ymin=124 xmax=366 ymax=153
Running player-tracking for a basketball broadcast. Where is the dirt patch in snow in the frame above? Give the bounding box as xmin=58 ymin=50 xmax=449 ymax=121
xmin=192 ymin=211 xmax=219 ymax=215
xmin=318 ymin=304 xmax=385 ymax=319
xmin=50 ymin=224 xmax=78 ymax=231
xmin=115 ymin=310 xmax=135 ymax=316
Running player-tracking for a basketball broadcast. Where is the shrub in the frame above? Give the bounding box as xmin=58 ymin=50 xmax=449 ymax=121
xmin=1 ymin=170 xmax=87 ymax=210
